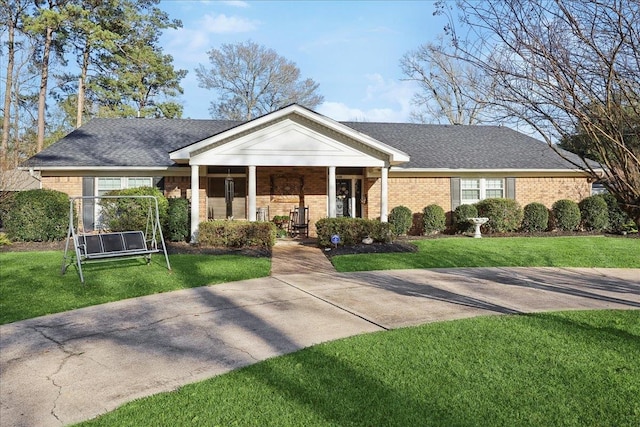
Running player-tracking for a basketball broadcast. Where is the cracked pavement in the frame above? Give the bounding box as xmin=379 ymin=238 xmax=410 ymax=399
xmin=1 ymin=267 xmax=639 ymax=426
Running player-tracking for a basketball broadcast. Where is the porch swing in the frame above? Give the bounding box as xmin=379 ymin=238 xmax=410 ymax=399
xmin=61 ymin=195 xmax=171 ymax=284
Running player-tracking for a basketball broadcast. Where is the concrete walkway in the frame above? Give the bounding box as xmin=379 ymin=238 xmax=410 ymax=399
xmin=1 ymin=240 xmax=639 ymax=426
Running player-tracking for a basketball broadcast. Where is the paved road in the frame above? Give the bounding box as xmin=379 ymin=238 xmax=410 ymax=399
xmin=1 ymin=265 xmax=638 ymax=427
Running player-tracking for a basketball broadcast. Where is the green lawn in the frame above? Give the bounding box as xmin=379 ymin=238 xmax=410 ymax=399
xmin=76 ymin=309 xmax=640 ymax=426
xmin=0 ymin=251 xmax=271 ymax=324
xmin=332 ymin=236 xmax=640 ymax=272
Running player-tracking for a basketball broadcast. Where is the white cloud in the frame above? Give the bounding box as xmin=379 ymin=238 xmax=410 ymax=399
xmin=200 ymin=13 xmax=258 ymax=33
xmin=318 ymin=74 xmax=417 ymax=123
xmin=219 ymin=0 xmax=250 ymax=8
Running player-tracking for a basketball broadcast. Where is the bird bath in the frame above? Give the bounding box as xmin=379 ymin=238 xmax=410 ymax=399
xmin=468 ymin=217 xmax=489 ymax=238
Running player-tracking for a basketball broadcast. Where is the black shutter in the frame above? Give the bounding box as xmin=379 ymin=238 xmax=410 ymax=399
xmin=505 ymin=177 xmax=516 ymax=199
xmin=82 ymin=177 xmax=95 ymax=232
xmin=450 ymin=178 xmax=461 ymax=210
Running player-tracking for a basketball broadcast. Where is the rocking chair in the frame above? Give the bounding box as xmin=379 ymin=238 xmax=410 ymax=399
xmin=289 ymin=206 xmax=309 ymax=238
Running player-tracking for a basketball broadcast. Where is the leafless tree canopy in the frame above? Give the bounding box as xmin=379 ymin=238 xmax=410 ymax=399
xmin=400 ymin=41 xmax=494 ymax=125
xmin=439 ymin=0 xmax=640 ymax=226
xmin=196 ymin=40 xmax=324 ymax=121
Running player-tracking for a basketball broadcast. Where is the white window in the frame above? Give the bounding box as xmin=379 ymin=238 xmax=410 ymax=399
xmin=97 ymin=177 xmax=153 ymax=196
xmin=95 ymin=177 xmax=154 ymax=229
xmin=461 ymin=178 xmax=504 ymax=204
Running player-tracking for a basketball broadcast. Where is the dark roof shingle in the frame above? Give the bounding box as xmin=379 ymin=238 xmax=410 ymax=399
xmin=23 ymin=117 xmax=587 ymax=171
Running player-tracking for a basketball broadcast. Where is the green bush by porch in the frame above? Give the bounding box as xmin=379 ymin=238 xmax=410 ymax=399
xmin=315 ymin=217 xmax=391 ymax=247
xmin=198 ymin=220 xmax=276 ymax=248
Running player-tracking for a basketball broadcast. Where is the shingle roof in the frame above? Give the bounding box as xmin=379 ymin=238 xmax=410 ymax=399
xmin=344 ymin=122 xmax=587 ymax=170
xmin=22 ymin=117 xmax=588 ymax=171
xmin=23 ymin=118 xmax=241 ymax=168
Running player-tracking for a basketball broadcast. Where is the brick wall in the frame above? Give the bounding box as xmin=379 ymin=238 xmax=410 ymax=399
xmin=256 ymin=166 xmax=326 ymax=236
xmin=41 ymin=176 xmax=83 ymax=197
xmin=516 ymin=176 xmax=591 ymax=208
xmin=365 ymin=176 xmax=451 ymax=219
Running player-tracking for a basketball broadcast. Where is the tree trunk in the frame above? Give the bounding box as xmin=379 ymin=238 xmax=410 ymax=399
xmin=37 ymin=26 xmax=53 ymax=152
xmin=1 ymin=14 xmax=16 ymax=169
xmin=77 ymin=41 xmax=90 ymax=128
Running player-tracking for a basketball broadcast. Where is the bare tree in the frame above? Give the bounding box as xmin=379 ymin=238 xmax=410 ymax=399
xmin=400 ymin=41 xmax=493 ymax=125
xmin=0 ymin=0 xmax=30 ymax=169
xmin=439 ymin=0 xmax=640 ymax=228
xmin=196 ymin=40 xmax=324 ymax=120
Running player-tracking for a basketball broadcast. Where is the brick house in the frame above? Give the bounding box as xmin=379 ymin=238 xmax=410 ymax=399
xmin=21 ymin=104 xmax=594 ymax=239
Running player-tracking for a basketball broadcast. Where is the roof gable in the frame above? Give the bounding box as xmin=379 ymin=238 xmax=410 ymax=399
xmin=170 ymin=104 xmax=409 ymax=166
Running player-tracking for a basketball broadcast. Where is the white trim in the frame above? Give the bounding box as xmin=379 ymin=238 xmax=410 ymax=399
xmin=190 ymin=165 xmax=200 ymax=243
xmin=248 ymin=166 xmax=256 ymax=221
xmin=170 ymin=105 xmax=409 ymax=165
xmin=380 ymin=167 xmax=388 ymax=222
xmin=328 ymin=167 xmax=336 ymax=218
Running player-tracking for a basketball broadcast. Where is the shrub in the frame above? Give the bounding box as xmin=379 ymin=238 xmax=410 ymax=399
xmin=167 ymin=197 xmax=190 ymax=242
xmin=4 ymin=189 xmax=69 ymax=241
xmin=388 ymin=205 xmax=413 ymax=236
xmin=198 ymin=220 xmax=276 ymax=248
xmin=601 ymin=193 xmax=630 ymax=234
xmin=521 ymin=202 xmax=549 ymax=232
xmin=422 ymin=204 xmax=446 ymax=234
xmin=453 ymin=204 xmax=478 ymax=233
xmin=315 ymin=217 xmax=391 ymax=247
xmin=101 ymin=187 xmax=169 ymax=233
xmin=0 ymin=232 xmax=11 ymax=246
xmin=552 ymin=199 xmax=581 ymax=231
xmin=475 ymin=198 xmax=524 ymax=233
xmin=579 ymin=195 xmax=609 ymax=231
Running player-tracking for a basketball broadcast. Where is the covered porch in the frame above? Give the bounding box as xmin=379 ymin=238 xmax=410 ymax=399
xmin=169 ymin=105 xmax=408 ymax=241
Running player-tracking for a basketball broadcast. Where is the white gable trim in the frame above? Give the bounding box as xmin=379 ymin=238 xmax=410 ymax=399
xmin=170 ymin=104 xmax=409 ymax=166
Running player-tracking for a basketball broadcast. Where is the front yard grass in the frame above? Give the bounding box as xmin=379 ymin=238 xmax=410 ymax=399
xmin=76 ymin=309 xmax=640 ymax=426
xmin=332 ymin=236 xmax=640 ymax=272
xmin=0 ymin=251 xmax=270 ymax=324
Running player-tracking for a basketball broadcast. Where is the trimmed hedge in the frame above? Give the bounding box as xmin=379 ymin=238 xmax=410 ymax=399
xmin=388 ymin=205 xmax=413 ymax=236
xmin=475 ymin=198 xmax=524 ymax=233
xmin=552 ymin=199 xmax=581 ymax=231
xmin=453 ymin=204 xmax=478 ymax=233
xmin=198 ymin=220 xmax=276 ymax=248
xmin=316 ymin=217 xmax=391 ymax=247
xmin=422 ymin=204 xmax=446 ymax=234
xmin=4 ymin=189 xmax=69 ymax=241
xmin=101 ymin=187 xmax=169 ymax=233
xmin=521 ymin=202 xmax=549 ymax=232
xmin=167 ymin=197 xmax=190 ymax=242
xmin=579 ymin=195 xmax=609 ymax=231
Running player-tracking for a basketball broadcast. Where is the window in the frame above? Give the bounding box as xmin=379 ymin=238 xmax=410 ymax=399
xmin=95 ymin=177 xmax=154 ymax=229
xmin=461 ymin=178 xmax=504 ymax=204
xmin=97 ymin=177 xmax=153 ymax=196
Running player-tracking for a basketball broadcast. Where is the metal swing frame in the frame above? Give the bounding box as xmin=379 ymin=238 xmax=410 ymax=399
xmin=61 ymin=195 xmax=171 ymax=283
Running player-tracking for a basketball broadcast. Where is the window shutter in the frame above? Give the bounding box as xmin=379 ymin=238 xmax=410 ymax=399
xmin=505 ymin=177 xmax=516 ymax=200
xmin=153 ymin=176 xmax=164 ymax=190
xmin=82 ymin=177 xmax=95 ymax=232
xmin=450 ymin=178 xmax=461 ymax=210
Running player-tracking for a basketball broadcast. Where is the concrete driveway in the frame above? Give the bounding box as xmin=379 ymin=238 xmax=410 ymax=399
xmin=1 ymin=267 xmax=639 ymax=426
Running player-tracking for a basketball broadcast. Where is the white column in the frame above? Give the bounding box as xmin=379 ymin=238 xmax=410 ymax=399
xmin=380 ymin=166 xmax=388 ymax=222
xmin=328 ymin=166 xmax=336 ymax=218
xmin=190 ymin=164 xmax=200 ymax=243
xmin=248 ymin=165 xmax=257 ymax=221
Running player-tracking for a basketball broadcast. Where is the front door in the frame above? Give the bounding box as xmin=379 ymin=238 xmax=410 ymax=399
xmin=336 ymin=178 xmax=362 ymax=218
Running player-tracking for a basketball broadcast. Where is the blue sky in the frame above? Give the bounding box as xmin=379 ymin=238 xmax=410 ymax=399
xmin=159 ymin=0 xmax=449 ymax=122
